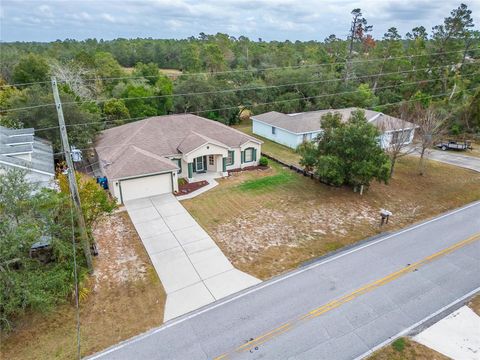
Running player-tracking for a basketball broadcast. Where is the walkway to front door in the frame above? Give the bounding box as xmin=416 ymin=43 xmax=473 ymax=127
xmin=125 ymin=194 xmax=261 ymax=321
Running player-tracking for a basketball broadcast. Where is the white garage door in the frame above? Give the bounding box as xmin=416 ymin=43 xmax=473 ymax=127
xmin=120 ymin=173 xmax=173 ymax=202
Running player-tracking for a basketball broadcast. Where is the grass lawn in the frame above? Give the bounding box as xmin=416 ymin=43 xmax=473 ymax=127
xmin=367 ymin=337 xmax=449 ymax=360
xmin=233 ymin=119 xmax=302 ymax=166
xmin=182 ymin=157 xmax=480 ymax=279
xmin=1 ymin=212 xmax=166 ymax=360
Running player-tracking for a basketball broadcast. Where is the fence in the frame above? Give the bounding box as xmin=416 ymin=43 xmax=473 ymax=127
xmin=261 ymin=152 xmax=320 ymax=181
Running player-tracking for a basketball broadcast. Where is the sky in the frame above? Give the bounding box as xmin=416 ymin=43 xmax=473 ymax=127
xmin=1 ymin=0 xmax=479 ymax=42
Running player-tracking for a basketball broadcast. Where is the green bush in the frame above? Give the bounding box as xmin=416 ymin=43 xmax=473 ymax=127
xmin=259 ymin=156 xmax=269 ymax=166
xmin=450 ymin=123 xmax=463 ymax=136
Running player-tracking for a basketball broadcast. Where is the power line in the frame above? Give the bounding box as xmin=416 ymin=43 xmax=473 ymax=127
xmin=70 ymin=48 xmax=480 ymax=82
xmin=63 ymin=64 xmax=472 ymax=107
xmin=38 ymin=76 xmax=472 ymax=135
xmin=2 ymin=63 xmax=474 ymax=113
xmin=52 ymin=85 xmax=479 ymax=156
xmin=0 ymin=80 xmax=52 ymax=88
xmin=0 ymin=48 xmax=477 ymax=89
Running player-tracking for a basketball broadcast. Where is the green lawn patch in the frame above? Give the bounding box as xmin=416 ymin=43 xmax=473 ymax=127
xmin=238 ymin=171 xmax=294 ymax=191
xmin=392 ymin=338 xmax=406 ymax=352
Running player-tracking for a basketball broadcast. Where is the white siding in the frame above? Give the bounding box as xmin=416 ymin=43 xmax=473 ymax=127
xmin=252 ymin=119 xmax=321 ymax=149
xmin=239 ymin=141 xmax=261 ymax=168
xmin=118 ymin=173 xmax=173 ymax=203
xmin=379 ymin=128 xmax=415 ymax=149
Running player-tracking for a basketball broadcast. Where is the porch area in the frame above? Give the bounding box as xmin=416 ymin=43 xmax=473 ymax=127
xmin=186 ymin=154 xmax=228 ymax=182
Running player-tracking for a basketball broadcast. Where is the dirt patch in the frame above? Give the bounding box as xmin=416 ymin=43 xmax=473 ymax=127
xmin=183 ymin=157 xmax=480 ymax=279
xmin=368 ymin=337 xmax=449 ymax=360
xmin=1 ymin=212 xmax=166 ymax=360
xmin=468 ymin=295 xmax=480 ymax=316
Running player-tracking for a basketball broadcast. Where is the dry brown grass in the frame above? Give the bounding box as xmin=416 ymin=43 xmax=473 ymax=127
xmin=182 ymin=157 xmax=480 ymax=279
xmin=368 ymin=338 xmax=449 ymax=360
xmin=468 ymin=295 xmax=480 ymax=316
xmin=1 ymin=212 xmax=166 ymax=360
xmin=465 ymin=142 xmax=480 ymax=158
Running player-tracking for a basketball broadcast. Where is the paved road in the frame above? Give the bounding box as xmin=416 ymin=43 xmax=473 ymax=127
xmin=88 ymin=202 xmax=480 ymax=360
xmin=411 ymin=148 xmax=480 ymax=172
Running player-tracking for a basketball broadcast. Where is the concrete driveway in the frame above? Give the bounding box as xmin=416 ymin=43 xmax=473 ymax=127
xmin=125 ymin=194 xmax=260 ymax=321
xmin=410 ymin=148 xmax=480 ymax=172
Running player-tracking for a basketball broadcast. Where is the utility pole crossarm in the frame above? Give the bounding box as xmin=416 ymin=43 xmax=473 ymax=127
xmin=51 ymin=76 xmax=94 ymax=273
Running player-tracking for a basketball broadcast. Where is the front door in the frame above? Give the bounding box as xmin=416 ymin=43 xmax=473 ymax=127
xmin=195 ymin=156 xmax=205 ymax=172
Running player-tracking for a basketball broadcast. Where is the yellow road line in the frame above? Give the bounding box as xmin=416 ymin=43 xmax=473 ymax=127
xmin=213 ymin=232 xmax=480 ymax=359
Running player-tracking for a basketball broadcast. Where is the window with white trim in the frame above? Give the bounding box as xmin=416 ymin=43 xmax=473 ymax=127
xmin=227 ymin=150 xmax=234 ymax=166
xmin=244 ymin=148 xmax=254 ymax=162
xmin=272 ymin=126 xmax=276 ymax=135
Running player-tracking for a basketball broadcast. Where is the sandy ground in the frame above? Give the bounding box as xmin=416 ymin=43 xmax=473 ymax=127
xmin=1 ymin=211 xmax=166 ymax=360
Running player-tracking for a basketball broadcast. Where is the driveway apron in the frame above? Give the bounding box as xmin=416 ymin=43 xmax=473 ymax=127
xmin=125 ymin=194 xmax=261 ymax=321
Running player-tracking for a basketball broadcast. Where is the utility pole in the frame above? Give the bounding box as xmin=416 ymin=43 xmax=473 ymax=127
xmin=51 ymin=76 xmax=93 ymax=273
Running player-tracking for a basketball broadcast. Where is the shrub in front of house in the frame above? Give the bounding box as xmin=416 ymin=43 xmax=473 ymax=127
xmin=259 ymin=156 xmax=269 ymax=167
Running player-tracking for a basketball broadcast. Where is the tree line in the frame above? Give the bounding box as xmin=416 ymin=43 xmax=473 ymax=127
xmin=0 ymin=4 xmax=478 ymax=153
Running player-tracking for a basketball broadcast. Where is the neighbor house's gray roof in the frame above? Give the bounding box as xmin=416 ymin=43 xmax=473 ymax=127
xmin=95 ymin=114 xmax=261 ymax=180
xmin=251 ymin=108 xmax=415 ymax=134
xmin=0 ymin=126 xmax=55 ymax=177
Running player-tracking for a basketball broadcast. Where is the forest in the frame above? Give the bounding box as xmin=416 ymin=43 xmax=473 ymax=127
xmin=0 ymin=3 xmax=479 ymax=153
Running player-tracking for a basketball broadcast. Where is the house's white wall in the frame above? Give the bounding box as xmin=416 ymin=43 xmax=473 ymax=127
xmin=379 ymin=128 xmax=415 ymax=149
xmin=252 ymin=120 xmax=299 ymax=149
xmin=184 ymin=143 xmax=228 ymax=163
xmin=0 ymin=163 xmax=54 ymax=189
xmin=294 ymin=131 xmax=323 ymax=147
xmin=240 ymin=140 xmax=261 ymax=167
xmin=252 ymin=119 xmax=321 ymax=149
xmin=116 ymin=173 xmax=174 ymax=203
xmin=24 ymin=171 xmax=55 ymax=189
xmin=226 ymin=148 xmax=241 ymax=170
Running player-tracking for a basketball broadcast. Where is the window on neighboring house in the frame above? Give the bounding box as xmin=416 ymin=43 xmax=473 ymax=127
xmin=208 ymin=155 xmax=214 ymax=166
xmin=302 ymin=133 xmax=311 ymax=142
xmin=172 ymin=158 xmax=182 ymax=174
xmin=390 ymin=129 xmax=411 ymax=145
xmin=244 ymin=148 xmax=254 ymax=162
xmin=272 ymin=126 xmax=276 ymax=135
xmin=226 ymin=150 xmax=234 ymax=166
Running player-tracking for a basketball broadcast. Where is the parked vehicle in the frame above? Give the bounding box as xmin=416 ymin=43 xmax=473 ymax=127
xmin=435 ymin=140 xmax=472 ymax=151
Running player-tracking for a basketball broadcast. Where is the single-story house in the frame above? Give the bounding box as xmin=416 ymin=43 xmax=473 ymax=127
xmin=0 ymin=125 xmax=55 ymax=188
xmin=95 ymin=114 xmax=262 ymax=203
xmin=251 ymin=107 xmax=416 ymax=149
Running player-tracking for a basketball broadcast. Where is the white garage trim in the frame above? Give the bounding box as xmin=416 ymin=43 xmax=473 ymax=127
xmin=118 ymin=171 xmax=175 ymax=203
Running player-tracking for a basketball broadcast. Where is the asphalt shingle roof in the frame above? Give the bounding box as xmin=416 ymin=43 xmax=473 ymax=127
xmin=95 ymin=114 xmax=261 ymax=180
xmin=251 ymin=108 xmax=415 ymax=134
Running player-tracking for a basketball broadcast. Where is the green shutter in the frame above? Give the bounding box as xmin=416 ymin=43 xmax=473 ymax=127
xmin=232 ymin=150 xmax=235 ymax=165
xmin=253 ymin=148 xmax=257 ymax=161
xmin=241 ymin=150 xmax=245 ymax=164
xmin=222 ymin=157 xmax=227 ymax=172
xmin=188 ymin=162 xmax=193 ymax=178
